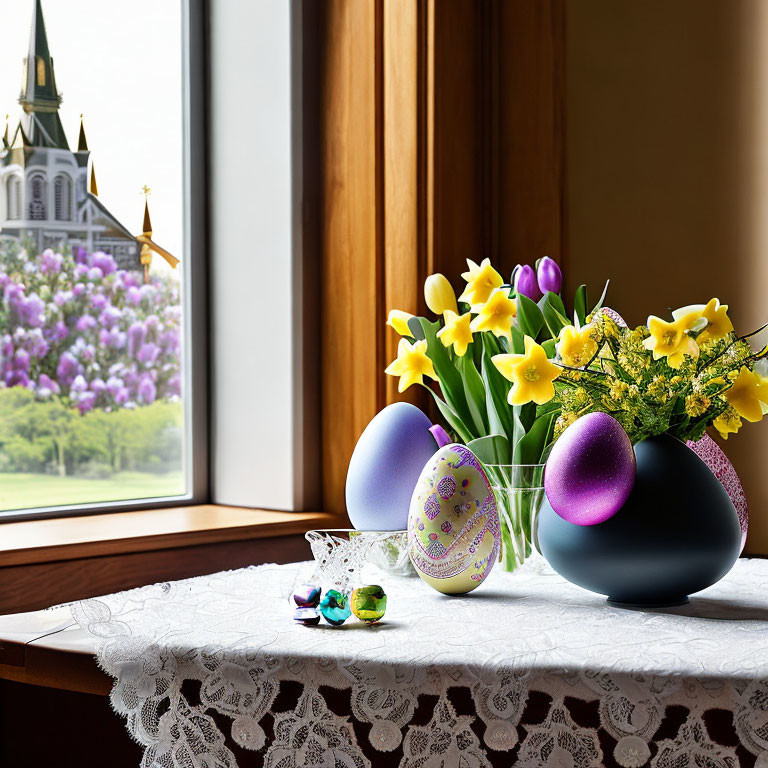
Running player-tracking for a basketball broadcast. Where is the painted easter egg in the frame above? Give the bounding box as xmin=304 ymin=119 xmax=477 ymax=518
xmin=545 ymin=412 xmax=636 ymax=526
xmin=687 ymin=433 xmax=748 ymax=552
xmin=346 ymin=403 xmax=438 ymax=531
xmin=407 ymin=444 xmax=500 ymax=595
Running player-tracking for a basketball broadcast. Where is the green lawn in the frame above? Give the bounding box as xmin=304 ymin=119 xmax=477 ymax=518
xmin=0 ymin=472 xmax=185 ymax=512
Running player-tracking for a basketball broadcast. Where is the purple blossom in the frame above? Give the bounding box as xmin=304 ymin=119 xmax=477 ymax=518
xmin=74 ymin=264 xmax=89 ymax=280
xmin=53 ymin=321 xmax=69 ymax=342
xmin=37 ymin=373 xmax=60 ymax=398
xmin=537 ymin=256 xmax=562 ymax=295
xmin=76 ymin=315 xmax=97 ymax=332
xmin=56 ymin=352 xmax=79 ymax=387
xmin=98 ymin=305 xmax=122 ymax=328
xmin=54 ymin=290 xmax=73 ymax=307
xmin=138 ymin=375 xmax=156 ymax=405
xmin=90 ymin=378 xmax=106 ymax=397
xmin=73 ymin=282 xmax=86 ymax=297
xmin=90 ymin=293 xmax=107 ymax=311
xmin=77 ymin=391 xmax=97 ymax=414
xmin=14 ymin=349 xmax=30 ymax=372
xmin=128 ymin=322 xmax=146 ymax=357
xmin=87 ymin=266 xmax=104 ymax=281
xmin=137 ymin=342 xmax=159 ymax=364
xmin=92 ymin=252 xmax=117 ymax=276
xmin=513 ymin=264 xmax=542 ymax=302
xmin=75 ymin=246 xmax=88 ymax=264
xmin=40 ymin=249 xmax=63 ymax=275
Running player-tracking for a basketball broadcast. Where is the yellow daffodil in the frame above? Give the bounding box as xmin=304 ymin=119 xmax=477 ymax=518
xmin=556 ymin=325 xmax=598 ymax=368
xmin=642 ymin=312 xmax=700 ymax=369
xmin=458 ymin=258 xmax=503 ymax=305
xmin=437 ymin=310 xmax=473 ymax=356
xmin=424 ymin=273 xmax=458 ymax=315
xmin=714 ymin=406 xmax=742 ymax=440
xmin=698 ymin=298 xmax=734 ymax=343
xmin=385 ymin=338 xmax=437 ymax=393
xmin=723 ymin=366 xmax=768 ymax=422
xmin=469 ymin=288 xmax=517 ymax=344
xmin=492 ymin=335 xmax=560 ymax=405
xmin=673 ymin=298 xmax=733 ymax=343
xmin=386 ymin=309 xmax=415 ymax=337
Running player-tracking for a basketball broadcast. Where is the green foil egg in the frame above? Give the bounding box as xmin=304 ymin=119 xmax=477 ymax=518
xmin=350 ymin=585 xmax=387 ymax=623
xmin=318 ymin=589 xmax=351 ymax=626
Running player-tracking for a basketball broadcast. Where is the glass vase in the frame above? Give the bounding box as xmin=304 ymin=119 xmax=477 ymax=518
xmin=484 ymin=463 xmax=547 ymax=572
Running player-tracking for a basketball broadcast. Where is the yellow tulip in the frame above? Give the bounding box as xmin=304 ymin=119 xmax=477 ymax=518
xmin=713 ymin=407 xmax=742 ymax=440
xmin=385 ymin=338 xmax=437 ymax=393
xmin=437 ymin=310 xmax=473 ymax=356
xmin=492 ymin=335 xmax=561 ymax=406
xmin=386 ymin=309 xmax=415 ymax=337
xmin=469 ymin=288 xmax=517 ymax=345
xmin=424 ymin=273 xmax=458 ymax=315
xmin=642 ymin=312 xmax=700 ymax=369
xmin=723 ymin=366 xmax=768 ymax=422
xmin=458 ymin=258 xmax=503 ymax=305
xmin=556 ymin=325 xmax=598 ymax=368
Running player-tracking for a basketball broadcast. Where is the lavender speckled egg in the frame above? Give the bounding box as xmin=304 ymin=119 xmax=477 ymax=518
xmin=346 ymin=403 xmax=438 ymax=531
xmin=545 ymin=413 xmax=635 ymax=526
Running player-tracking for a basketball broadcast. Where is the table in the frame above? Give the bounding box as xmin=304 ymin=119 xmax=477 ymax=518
xmin=6 ymin=556 xmax=768 ymax=767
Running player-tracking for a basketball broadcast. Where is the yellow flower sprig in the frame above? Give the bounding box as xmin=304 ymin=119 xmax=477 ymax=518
xmin=385 ymin=338 xmax=437 ymax=393
xmin=492 ymin=336 xmax=561 ymax=406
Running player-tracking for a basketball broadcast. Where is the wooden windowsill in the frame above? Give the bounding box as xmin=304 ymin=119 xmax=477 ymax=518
xmin=0 ymin=505 xmax=338 ymax=567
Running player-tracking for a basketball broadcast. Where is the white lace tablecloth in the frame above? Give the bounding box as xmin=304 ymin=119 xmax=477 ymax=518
xmin=70 ymin=556 xmax=768 ymax=768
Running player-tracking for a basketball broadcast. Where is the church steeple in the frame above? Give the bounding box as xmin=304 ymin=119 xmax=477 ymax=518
xmin=18 ymin=0 xmax=68 ymax=149
xmin=78 ymin=114 xmax=88 ymax=151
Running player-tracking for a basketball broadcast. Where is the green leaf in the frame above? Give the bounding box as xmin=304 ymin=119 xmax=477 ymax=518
xmin=509 ymin=324 xmax=526 ymax=354
xmin=412 ymin=317 xmax=473 ymax=431
xmin=590 ymin=279 xmax=610 ymax=315
xmin=481 ymin=337 xmax=515 ymax=444
xmin=574 ymin=285 xmax=587 ymax=325
xmin=516 ymin=294 xmax=545 ymax=339
xmin=458 ymin=354 xmax=489 ymax=435
xmin=542 ymin=338 xmax=556 ymax=358
xmin=406 ymin=316 xmax=426 ymax=341
xmin=538 ymin=292 xmax=570 ymax=339
xmin=467 ymin=434 xmax=509 ymax=465
xmin=513 ymin=410 xmax=556 ymax=464
xmin=423 ymin=386 xmax=474 ymax=443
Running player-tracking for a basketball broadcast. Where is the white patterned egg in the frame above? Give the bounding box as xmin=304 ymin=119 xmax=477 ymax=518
xmin=407 ymin=443 xmax=500 ymax=594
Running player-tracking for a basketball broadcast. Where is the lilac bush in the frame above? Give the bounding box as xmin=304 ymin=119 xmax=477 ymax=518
xmin=0 ymin=244 xmax=182 ymax=414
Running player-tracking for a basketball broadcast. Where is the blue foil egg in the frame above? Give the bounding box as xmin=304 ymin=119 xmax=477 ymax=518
xmin=318 ymin=589 xmax=351 ymax=626
xmin=293 ymin=607 xmax=321 ymax=626
xmin=346 ymin=403 xmax=438 ymax=531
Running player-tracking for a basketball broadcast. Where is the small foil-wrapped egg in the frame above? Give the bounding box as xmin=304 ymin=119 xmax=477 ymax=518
xmin=318 ymin=589 xmax=351 ymax=626
xmin=293 ymin=584 xmax=321 ymax=607
xmin=293 ymin=607 xmax=321 ymax=626
xmin=350 ymin=585 xmax=387 ymax=623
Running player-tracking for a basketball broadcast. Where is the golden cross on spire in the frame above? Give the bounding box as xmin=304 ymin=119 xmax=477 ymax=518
xmin=141 ymin=185 xmax=152 ymax=199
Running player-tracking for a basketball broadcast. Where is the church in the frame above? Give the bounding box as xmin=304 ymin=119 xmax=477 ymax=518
xmin=0 ymin=0 xmax=141 ymax=270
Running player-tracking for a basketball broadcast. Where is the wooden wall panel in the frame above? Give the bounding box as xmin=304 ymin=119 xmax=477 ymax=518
xmin=316 ymin=0 xmax=566 ymax=518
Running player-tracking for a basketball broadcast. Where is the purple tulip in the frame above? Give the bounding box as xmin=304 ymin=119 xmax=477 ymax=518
xmin=537 ymin=256 xmax=562 ymax=295
xmin=514 ymin=264 xmax=542 ymax=302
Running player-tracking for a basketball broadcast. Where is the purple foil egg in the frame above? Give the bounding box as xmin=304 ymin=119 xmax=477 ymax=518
xmin=293 ymin=584 xmax=321 ymax=608
xmin=293 ymin=607 xmax=321 ymax=626
xmin=545 ymin=412 xmax=636 ymax=526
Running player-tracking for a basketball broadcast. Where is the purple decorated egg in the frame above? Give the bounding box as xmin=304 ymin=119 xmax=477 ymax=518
xmin=687 ymin=433 xmax=748 ymax=552
xmin=346 ymin=403 xmax=438 ymax=531
xmin=545 ymin=412 xmax=636 ymax=525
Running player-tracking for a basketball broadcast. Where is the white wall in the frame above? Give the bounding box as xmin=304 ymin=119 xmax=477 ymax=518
xmin=210 ymin=1 xmax=308 ymax=510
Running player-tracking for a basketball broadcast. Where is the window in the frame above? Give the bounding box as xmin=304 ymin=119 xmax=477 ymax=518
xmin=54 ymin=174 xmax=71 ymax=220
xmin=6 ymin=176 xmax=21 ymax=220
xmin=0 ymin=0 xmax=206 ymax=518
xmin=28 ymin=174 xmax=46 ymax=220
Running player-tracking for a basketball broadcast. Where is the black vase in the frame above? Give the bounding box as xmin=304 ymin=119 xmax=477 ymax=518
xmin=537 ymin=432 xmax=742 ymax=607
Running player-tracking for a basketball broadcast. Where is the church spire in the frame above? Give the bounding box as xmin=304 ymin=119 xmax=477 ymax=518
xmin=18 ymin=0 xmax=68 ymax=149
xmin=89 ymin=164 xmax=99 ymax=196
xmin=78 ymin=114 xmax=88 ymax=152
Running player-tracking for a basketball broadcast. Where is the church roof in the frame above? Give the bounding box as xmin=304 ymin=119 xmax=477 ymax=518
xmin=18 ymin=0 xmax=68 ymax=150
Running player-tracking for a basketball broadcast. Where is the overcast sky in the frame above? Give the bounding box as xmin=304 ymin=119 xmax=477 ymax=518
xmin=0 ymin=0 xmax=183 ymax=273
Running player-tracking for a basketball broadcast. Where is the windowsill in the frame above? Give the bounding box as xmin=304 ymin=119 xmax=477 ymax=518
xmin=0 ymin=505 xmax=339 ymax=568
